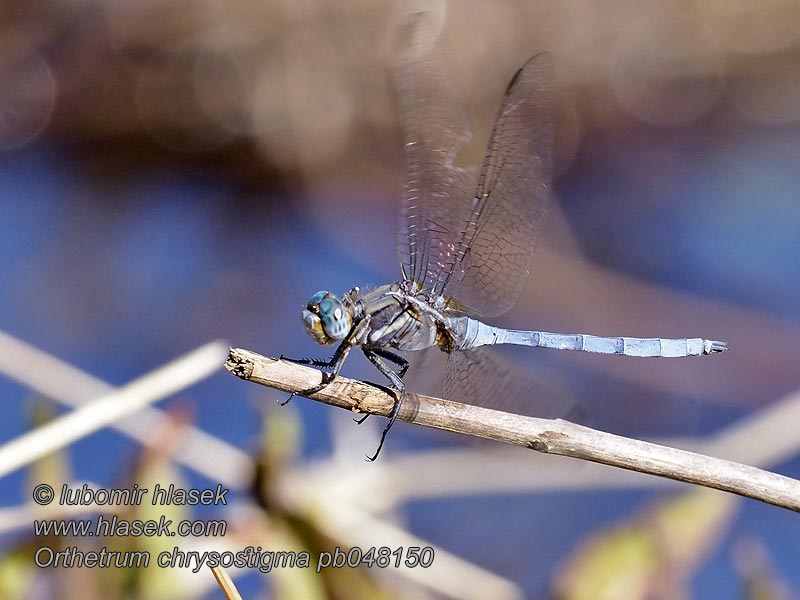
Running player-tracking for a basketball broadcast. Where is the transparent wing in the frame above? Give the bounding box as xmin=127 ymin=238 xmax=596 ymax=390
xmin=393 ymin=13 xmax=476 ymax=290
xmin=439 ymin=53 xmax=556 ymax=317
xmin=443 ymin=346 xmax=585 ymax=422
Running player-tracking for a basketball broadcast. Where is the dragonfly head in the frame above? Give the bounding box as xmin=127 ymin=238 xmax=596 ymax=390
xmin=302 ymin=291 xmax=351 ymax=345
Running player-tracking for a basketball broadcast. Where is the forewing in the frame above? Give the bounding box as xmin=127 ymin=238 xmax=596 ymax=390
xmin=442 ymin=53 xmax=556 ymax=317
xmin=393 ymin=13 xmax=476 ymax=291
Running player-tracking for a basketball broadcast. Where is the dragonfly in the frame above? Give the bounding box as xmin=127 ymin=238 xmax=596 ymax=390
xmin=285 ymin=15 xmax=727 ymax=460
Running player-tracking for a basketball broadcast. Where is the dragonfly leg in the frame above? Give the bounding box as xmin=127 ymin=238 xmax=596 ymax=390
xmin=353 ymin=348 xmax=409 ymax=424
xmin=362 ymin=348 xmax=406 ymax=460
xmin=278 ymin=343 xmax=353 ymax=405
xmin=341 ymin=286 xmax=361 ymax=305
xmin=278 ymin=316 xmax=371 ymax=404
xmin=372 ymin=348 xmax=410 ymax=378
xmin=278 ymin=354 xmax=332 ymax=404
xmin=279 ymin=354 xmax=339 ymax=368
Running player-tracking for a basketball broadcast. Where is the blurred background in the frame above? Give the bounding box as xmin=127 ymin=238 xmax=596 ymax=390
xmin=1 ymin=0 xmax=800 ymax=598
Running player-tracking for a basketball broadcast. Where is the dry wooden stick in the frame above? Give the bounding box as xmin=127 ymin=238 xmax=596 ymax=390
xmin=226 ymin=348 xmax=800 ymax=513
xmin=211 ymin=565 xmax=244 ymax=600
xmin=0 ymin=342 xmax=229 ymax=479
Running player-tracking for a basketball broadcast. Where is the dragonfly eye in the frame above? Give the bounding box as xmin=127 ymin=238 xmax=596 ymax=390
xmin=302 ymin=291 xmax=351 ymax=345
xmin=307 ymin=290 xmax=328 ymax=311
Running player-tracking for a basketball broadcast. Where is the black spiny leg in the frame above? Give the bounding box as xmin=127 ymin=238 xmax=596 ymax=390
xmin=353 ymin=348 xmax=409 ymax=424
xmin=278 ymin=316 xmax=370 ymax=405
xmin=373 ymin=348 xmax=410 ymax=378
xmin=279 ymin=341 xmax=353 ymax=405
xmin=362 ymin=347 xmax=407 ymax=461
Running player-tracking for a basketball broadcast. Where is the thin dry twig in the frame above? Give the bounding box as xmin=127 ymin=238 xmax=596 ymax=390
xmin=226 ymin=348 xmax=800 ymax=514
xmin=0 ymin=330 xmax=252 ymax=487
xmin=211 ymin=565 xmax=244 ymax=600
xmin=0 ymin=341 xmax=228 ymax=479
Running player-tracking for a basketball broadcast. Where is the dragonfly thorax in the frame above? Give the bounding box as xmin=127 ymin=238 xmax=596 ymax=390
xmin=302 ymin=290 xmax=352 ymax=345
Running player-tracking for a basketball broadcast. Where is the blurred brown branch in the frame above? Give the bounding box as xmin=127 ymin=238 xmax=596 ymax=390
xmin=211 ymin=566 xmax=243 ymax=600
xmin=6 ymin=0 xmax=800 ymax=184
xmin=226 ymin=347 xmax=800 ymax=513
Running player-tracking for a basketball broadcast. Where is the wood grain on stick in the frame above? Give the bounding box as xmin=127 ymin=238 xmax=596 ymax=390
xmin=226 ymin=347 xmax=800 ymax=513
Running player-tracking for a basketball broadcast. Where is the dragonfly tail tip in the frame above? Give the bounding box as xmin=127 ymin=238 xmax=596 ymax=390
xmin=704 ymin=339 xmax=729 ymax=354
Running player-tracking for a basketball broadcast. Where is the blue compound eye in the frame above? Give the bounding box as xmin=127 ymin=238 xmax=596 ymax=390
xmin=307 ymin=291 xmax=328 ymax=311
xmin=302 ymin=291 xmax=351 ymax=344
xmin=318 ymin=296 xmax=350 ymax=341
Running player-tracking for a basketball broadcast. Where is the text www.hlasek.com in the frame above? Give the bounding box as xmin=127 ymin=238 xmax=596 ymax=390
xmin=34 ymin=515 xmax=226 ymax=538
xmin=32 ymin=484 xmax=435 ymax=574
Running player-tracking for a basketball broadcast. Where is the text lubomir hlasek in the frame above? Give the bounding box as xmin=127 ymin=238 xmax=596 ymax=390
xmin=58 ymin=483 xmax=228 ymax=506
